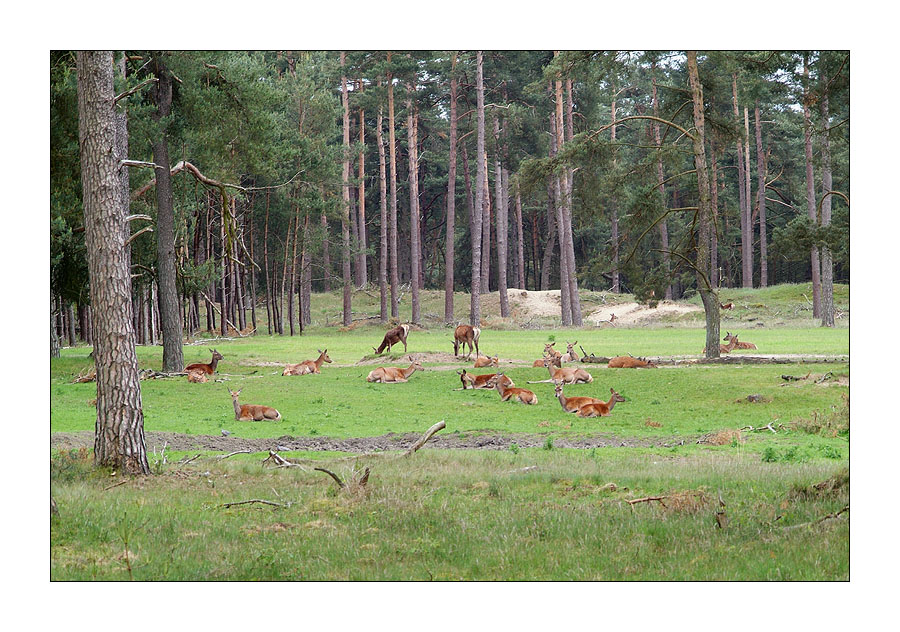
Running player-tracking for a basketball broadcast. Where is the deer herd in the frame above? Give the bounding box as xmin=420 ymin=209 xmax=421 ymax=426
xmin=185 ymin=322 xmax=756 ymax=423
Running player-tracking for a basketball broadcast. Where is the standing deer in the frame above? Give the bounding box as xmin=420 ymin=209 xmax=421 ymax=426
xmin=488 ymin=373 xmax=538 ymax=405
xmin=457 ymin=369 xmax=514 ymax=390
xmin=725 ymin=332 xmax=757 ymax=350
xmin=554 ymin=382 xmax=604 ymax=414
xmin=561 ymin=341 xmax=580 ymax=363
xmin=373 ymin=324 xmax=410 ymax=355
xmin=528 ymin=357 xmax=593 ymax=384
xmin=283 ymin=349 xmax=332 ymax=376
xmin=576 ymin=389 xmax=626 ymax=418
xmin=228 ymin=388 xmax=281 ymax=421
xmin=473 ymin=355 xmax=499 ymax=368
xmin=607 ymin=355 xmax=657 ymax=369
xmin=366 ymin=358 xmax=425 ymax=383
xmin=185 ymin=348 xmax=223 ymax=375
xmin=703 ymin=331 xmax=739 ymax=354
xmin=453 ymin=324 xmax=481 ymax=359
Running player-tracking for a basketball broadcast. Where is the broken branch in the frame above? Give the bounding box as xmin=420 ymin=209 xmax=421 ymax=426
xmin=404 ymin=420 xmax=446 ymax=456
xmin=220 ymin=499 xmax=285 ymax=509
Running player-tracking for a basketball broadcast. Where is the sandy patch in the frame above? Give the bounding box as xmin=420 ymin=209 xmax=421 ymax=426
xmin=586 ymin=301 xmax=702 ymax=326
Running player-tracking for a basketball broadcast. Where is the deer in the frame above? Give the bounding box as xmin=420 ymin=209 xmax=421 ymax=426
xmin=529 ymin=357 xmax=593 ymax=385
xmin=543 ymin=342 xmax=563 ymax=362
xmin=488 ymin=373 xmax=538 ymax=405
xmin=283 ymin=349 xmax=332 ymax=376
xmin=554 ymin=382 xmax=605 ymax=414
xmin=533 ymin=354 xmax=562 ymax=368
xmin=373 ymin=323 xmax=410 ymax=355
xmin=720 ymin=302 xmax=734 ymax=310
xmin=703 ymin=331 xmax=739 ymax=354
xmin=228 ymin=388 xmax=281 ymax=421
xmin=607 ymin=355 xmax=658 ymax=369
xmin=366 ymin=358 xmax=425 ymax=383
xmin=185 ymin=348 xmax=223 ymax=375
xmin=561 ymin=341 xmax=580 ymax=363
xmin=473 ymin=354 xmax=499 ymax=368
xmin=187 ymin=370 xmax=209 ymax=383
xmin=453 ymin=324 xmax=481 ymax=360
xmin=725 ymin=332 xmax=757 ymax=350
xmin=457 ymin=369 xmax=514 ymax=390
xmin=576 ymin=388 xmax=626 ymax=418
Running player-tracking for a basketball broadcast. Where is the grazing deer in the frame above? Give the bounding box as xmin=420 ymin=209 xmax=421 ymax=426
xmin=607 ymin=355 xmax=657 ymax=369
xmin=373 ymin=324 xmax=410 ymax=355
xmin=187 ymin=369 xmax=209 ymax=383
xmin=720 ymin=302 xmax=733 ymax=310
xmin=576 ymin=388 xmax=626 ymax=418
xmin=453 ymin=324 xmax=481 ymax=360
xmin=228 ymin=388 xmax=281 ymax=421
xmin=458 ymin=369 xmax=513 ymax=390
xmin=529 ymin=357 xmax=593 ymax=384
xmin=725 ymin=332 xmax=757 ymax=350
xmin=488 ymin=373 xmax=538 ymax=405
xmin=703 ymin=331 xmax=739 ymax=354
xmin=474 ymin=354 xmax=499 ymax=368
xmin=283 ymin=349 xmax=332 ymax=376
xmin=554 ymin=382 xmax=604 ymax=414
xmin=561 ymin=341 xmax=580 ymax=363
xmin=185 ymin=348 xmax=223 ymax=375
xmin=366 ymin=358 xmax=425 ymax=383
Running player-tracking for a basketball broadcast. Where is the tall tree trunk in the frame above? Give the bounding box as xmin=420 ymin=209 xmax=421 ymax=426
xmin=263 ymin=191 xmax=273 ymax=334
xmin=687 ymin=51 xmax=721 ymax=359
xmin=820 ymin=84 xmax=835 ymax=327
xmin=540 ymin=177 xmax=556 ymax=291
xmin=553 ymin=74 xmax=572 ymax=324
xmin=709 ymin=133 xmax=720 ymax=288
xmin=469 ymin=51 xmax=485 ymax=326
xmin=150 ymin=54 xmax=183 ymax=372
xmin=376 ymin=92 xmax=389 ymax=323
xmin=754 ymin=104 xmax=768 ymax=287
xmin=609 ymin=81 xmax=620 ymax=294
xmin=51 ymin=294 xmax=61 ymax=358
xmin=481 ymin=151 xmax=491 ymax=293
xmin=77 ymin=50 xmax=149 ymax=474
xmin=407 ymin=80 xmax=421 ymax=324
xmin=321 ymin=208 xmax=330 ymax=292
xmin=340 ymin=52 xmax=352 ymax=326
xmin=515 ymin=187 xmax=526 ymax=289
xmin=733 ymin=74 xmax=753 ymax=288
xmin=804 ymin=54 xmax=822 ymax=318
xmin=743 ymin=106 xmax=754 ymax=286
xmin=493 ymin=116 xmax=510 ymax=317
xmin=288 ymin=202 xmax=299 ymax=335
xmin=444 ymin=53 xmax=458 ymax=324
xmin=563 ymin=77 xmax=582 ymax=324
xmin=652 ymin=63 xmax=673 ymax=300
xmin=387 ymin=57 xmax=400 ymax=319
xmin=300 ymin=209 xmax=310 ymax=329
xmin=356 ymin=81 xmax=368 ymax=288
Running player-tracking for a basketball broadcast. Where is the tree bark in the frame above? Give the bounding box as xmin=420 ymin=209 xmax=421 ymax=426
xmin=804 ymin=54 xmax=822 ymax=318
xmin=77 ymin=50 xmax=149 ymax=474
xmin=709 ymin=133 xmax=720 ymax=288
xmin=376 ymin=88 xmax=389 ymax=323
xmin=514 ymin=187 xmax=526 ymax=289
xmin=356 ymin=81 xmax=368 ymax=288
xmin=743 ymin=106 xmax=753 ymax=286
xmin=494 ymin=115 xmax=510 ymax=317
xmin=150 ymin=54 xmax=183 ymax=371
xmin=732 ymin=74 xmax=753 ymax=288
xmin=820 ymin=83 xmax=835 ymax=327
xmin=469 ymin=51 xmax=485 ymax=326
xmin=444 ymin=54 xmax=458 ymax=324
xmin=481 ymin=151 xmax=491 ymax=294
xmin=560 ymin=70 xmax=582 ymax=324
xmin=652 ymin=63 xmax=673 ymax=300
xmin=340 ymin=52 xmax=352 ymax=326
xmin=263 ymin=191 xmax=272 ymax=334
xmin=553 ymin=74 xmax=572 ymax=324
xmin=407 ymin=81 xmax=421 ymax=324
xmin=609 ymin=80 xmax=620 ymax=294
xmin=387 ymin=57 xmax=400 ymax=319
xmin=754 ymin=104 xmax=768 ymax=287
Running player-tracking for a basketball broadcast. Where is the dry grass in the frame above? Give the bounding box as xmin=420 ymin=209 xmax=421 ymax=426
xmin=700 ymin=429 xmax=744 ymax=446
xmin=644 ymin=419 xmax=663 ymax=428
xmin=663 ymin=490 xmax=712 ymax=514
xmin=791 ymin=394 xmax=849 ymax=437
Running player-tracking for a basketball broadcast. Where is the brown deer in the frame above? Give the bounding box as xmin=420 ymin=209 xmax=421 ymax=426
xmin=283 ymin=349 xmax=332 ymax=376
xmin=366 ymin=358 xmax=425 ymax=383
xmin=543 ymin=342 xmax=562 ymax=361
xmin=576 ymin=388 xmax=626 ymax=418
xmin=473 ymin=355 xmax=499 ymax=368
xmin=185 ymin=348 xmax=223 ymax=375
xmin=607 ymin=355 xmax=658 ymax=369
xmin=720 ymin=302 xmax=734 ymax=310
xmin=488 ymin=373 xmax=538 ymax=405
xmin=725 ymin=332 xmax=757 ymax=350
xmin=529 ymin=357 xmax=593 ymax=385
xmin=561 ymin=341 xmax=580 ymax=363
xmin=554 ymin=382 xmax=604 ymax=414
xmin=533 ymin=354 xmax=562 ymax=368
xmin=187 ymin=370 xmax=209 ymax=383
xmin=373 ymin=324 xmax=410 ymax=355
xmin=458 ymin=369 xmax=514 ymax=390
xmin=453 ymin=324 xmax=481 ymax=359
xmin=703 ymin=331 xmax=739 ymax=354
xmin=228 ymin=388 xmax=281 ymax=421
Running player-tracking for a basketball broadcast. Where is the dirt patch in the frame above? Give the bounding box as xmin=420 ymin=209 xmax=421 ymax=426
xmin=586 ymin=301 xmax=702 ymax=326
xmin=507 ymin=288 xmax=563 ymax=317
xmin=51 ymin=429 xmax=693 ymax=454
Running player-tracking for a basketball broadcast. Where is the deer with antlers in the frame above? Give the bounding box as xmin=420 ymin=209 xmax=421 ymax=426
xmin=458 ymin=369 xmax=514 ymax=390
xmin=576 ymin=388 xmax=626 ymax=418
xmin=186 ymin=348 xmax=223 ymax=375
xmin=473 ymin=354 xmax=499 ymax=368
xmin=725 ymin=332 xmax=757 ymax=350
xmin=373 ymin=323 xmax=410 ymax=355
xmin=283 ymin=349 xmax=332 ymax=376
xmin=453 ymin=324 xmax=481 ymax=360
xmin=529 ymin=357 xmax=594 ymax=385
xmin=488 ymin=373 xmax=538 ymax=405
xmin=607 ymin=355 xmax=658 ymax=369
xmin=228 ymin=388 xmax=281 ymax=421
xmin=366 ymin=358 xmax=425 ymax=383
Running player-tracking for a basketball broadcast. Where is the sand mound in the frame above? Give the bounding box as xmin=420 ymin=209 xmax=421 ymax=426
xmin=586 ymin=301 xmax=701 ymax=326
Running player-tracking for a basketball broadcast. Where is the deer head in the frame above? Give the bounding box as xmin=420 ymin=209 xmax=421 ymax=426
xmin=210 ymin=348 xmax=224 ymax=361
xmin=318 ymin=349 xmax=332 ymax=363
xmin=610 ymin=388 xmax=626 ymax=403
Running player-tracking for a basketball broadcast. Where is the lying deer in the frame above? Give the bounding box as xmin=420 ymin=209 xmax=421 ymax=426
xmin=544 ymin=342 xmax=562 ymax=361
xmin=366 ymin=358 xmax=425 ymax=383
xmin=187 ymin=370 xmax=209 ymax=383
xmin=607 ymin=355 xmax=657 ymax=369
xmin=228 ymin=388 xmax=281 ymax=421
xmin=186 ymin=348 xmax=223 ymax=375
xmin=529 ymin=357 xmax=593 ymax=385
xmin=554 ymin=382 xmax=605 ymax=414
xmin=725 ymin=332 xmax=757 ymax=350
xmin=561 ymin=341 xmax=580 ymax=363
xmin=720 ymin=302 xmax=734 ymax=310
xmin=458 ymin=369 xmax=514 ymax=390
xmin=488 ymin=373 xmax=537 ymax=405
xmin=576 ymin=388 xmax=626 ymax=418
xmin=283 ymin=349 xmax=332 ymax=376
xmin=474 ymin=355 xmax=499 ymax=368
xmin=453 ymin=324 xmax=481 ymax=360
xmin=703 ymin=331 xmax=739 ymax=354
xmin=373 ymin=324 xmax=410 ymax=355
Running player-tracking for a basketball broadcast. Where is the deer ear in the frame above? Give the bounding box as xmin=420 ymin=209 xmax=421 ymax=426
xmin=610 ymin=387 xmax=615 ymax=394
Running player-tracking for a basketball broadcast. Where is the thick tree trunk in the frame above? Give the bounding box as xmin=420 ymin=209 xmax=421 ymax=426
xmin=469 ymin=51 xmax=485 ymax=326
xmin=387 ymin=61 xmax=400 ymax=319
xmin=652 ymin=64 xmax=673 ymax=300
xmin=340 ymin=52 xmax=352 ymax=326
xmin=444 ymin=54 xmax=458 ymax=324
xmin=562 ymin=78 xmax=582 ymax=324
xmin=733 ymin=74 xmax=753 ymax=289
xmin=549 ymin=86 xmax=570 ymax=323
xmin=820 ymin=86 xmax=835 ymax=327
xmin=687 ymin=51 xmax=721 ymax=360
xmin=804 ymin=55 xmax=822 ymax=319
xmin=407 ymin=81 xmax=421 ymax=324
xmin=754 ymin=104 xmax=768 ymax=287
xmin=150 ymin=56 xmax=183 ymax=372
xmin=77 ymin=50 xmax=149 ymax=475
xmin=494 ymin=116 xmax=509 ymax=317
xmin=709 ymin=134 xmax=720 ymax=288
xmin=376 ymin=94 xmax=389 ymax=323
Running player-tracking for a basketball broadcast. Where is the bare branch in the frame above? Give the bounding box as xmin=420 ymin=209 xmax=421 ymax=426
xmin=404 ymin=420 xmax=447 ymax=457
xmin=114 ymin=77 xmax=158 ymax=104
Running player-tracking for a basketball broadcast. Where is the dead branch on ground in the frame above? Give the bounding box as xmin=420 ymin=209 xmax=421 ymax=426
xmin=314 ymin=467 xmax=345 ymax=489
xmin=782 ymin=505 xmax=849 ymax=530
xmin=404 ymin=421 xmax=446 ymax=457
xmin=103 ymin=480 xmax=128 ymax=491
xmin=739 ymin=422 xmax=783 ymax=433
xmin=217 ymin=449 xmax=251 ymax=460
xmin=220 ymin=499 xmax=286 ymax=509
xmin=626 ymin=496 xmax=668 ymax=509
